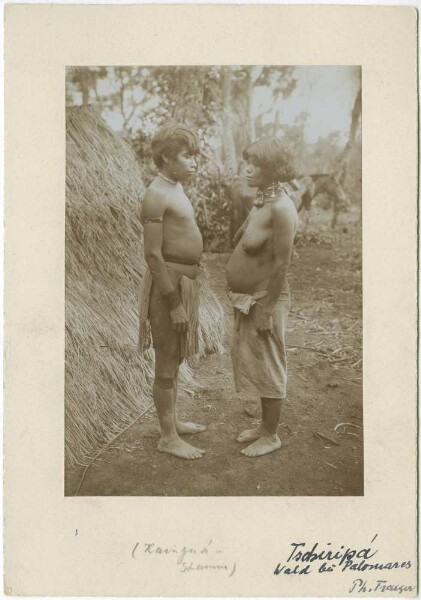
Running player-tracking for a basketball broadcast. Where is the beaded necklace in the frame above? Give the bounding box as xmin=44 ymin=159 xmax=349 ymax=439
xmin=254 ymin=181 xmax=285 ymax=208
xmin=158 ymin=172 xmax=178 ymax=185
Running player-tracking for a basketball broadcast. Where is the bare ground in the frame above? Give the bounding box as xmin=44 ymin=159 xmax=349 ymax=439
xmin=66 ymin=212 xmax=363 ymax=497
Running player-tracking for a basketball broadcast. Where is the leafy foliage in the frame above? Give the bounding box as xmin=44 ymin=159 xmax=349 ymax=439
xmin=66 ymin=66 xmax=361 ymax=248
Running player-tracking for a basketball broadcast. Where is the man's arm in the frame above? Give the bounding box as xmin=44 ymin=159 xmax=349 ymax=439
xmin=142 ymin=189 xmax=174 ymax=296
xmin=141 ymin=188 xmax=188 ymax=332
xmin=256 ymin=201 xmax=296 ymax=334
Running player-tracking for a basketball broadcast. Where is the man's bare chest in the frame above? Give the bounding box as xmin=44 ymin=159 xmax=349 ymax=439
xmin=166 ymin=192 xmax=195 ymax=222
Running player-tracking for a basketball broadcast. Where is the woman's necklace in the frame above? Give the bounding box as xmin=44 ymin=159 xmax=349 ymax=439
xmin=158 ymin=172 xmax=178 ymax=185
xmin=254 ymin=181 xmax=285 ymax=208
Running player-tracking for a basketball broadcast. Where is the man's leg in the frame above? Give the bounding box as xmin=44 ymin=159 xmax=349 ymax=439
xmin=149 ymin=281 xmax=205 ymax=460
xmin=154 ymin=350 xmax=205 ymax=459
xmin=241 ymin=397 xmax=282 ymax=457
xmin=173 ymin=366 xmax=206 ymax=435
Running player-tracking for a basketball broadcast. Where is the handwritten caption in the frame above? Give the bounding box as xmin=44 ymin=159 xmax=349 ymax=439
xmin=132 ymin=540 xmax=236 ymax=577
xmin=273 ymin=534 xmax=414 ymax=594
xmin=273 ymin=534 xmax=412 ymax=576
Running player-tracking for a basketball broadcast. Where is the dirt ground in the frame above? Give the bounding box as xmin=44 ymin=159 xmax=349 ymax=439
xmin=66 ymin=209 xmax=363 ymax=497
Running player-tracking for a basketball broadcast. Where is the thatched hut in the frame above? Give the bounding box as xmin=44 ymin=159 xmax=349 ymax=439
xmin=65 ymin=106 xmax=224 ymax=468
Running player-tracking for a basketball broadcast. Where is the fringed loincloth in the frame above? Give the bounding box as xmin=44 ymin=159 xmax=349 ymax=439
xmin=138 ymin=268 xmax=200 ymax=359
xmin=229 ymin=289 xmax=291 ymax=399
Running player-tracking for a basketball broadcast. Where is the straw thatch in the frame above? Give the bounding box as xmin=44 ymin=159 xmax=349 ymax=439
xmin=65 ymin=105 xmax=224 ymax=469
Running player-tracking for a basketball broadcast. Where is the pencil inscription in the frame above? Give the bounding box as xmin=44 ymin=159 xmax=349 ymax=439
xmin=132 ymin=540 xmax=236 ymax=577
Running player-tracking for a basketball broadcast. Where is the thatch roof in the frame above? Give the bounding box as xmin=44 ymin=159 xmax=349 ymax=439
xmin=65 ymin=106 xmax=224 ymax=468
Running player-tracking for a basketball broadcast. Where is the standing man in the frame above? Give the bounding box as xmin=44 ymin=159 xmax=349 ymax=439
xmin=226 ymin=137 xmax=298 ymax=457
xmin=138 ymin=123 xmax=206 ymax=460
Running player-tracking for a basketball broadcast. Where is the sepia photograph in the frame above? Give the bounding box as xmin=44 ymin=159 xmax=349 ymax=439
xmin=65 ymin=65 xmax=362 ymax=497
xmin=5 ymin=5 xmax=417 ymax=596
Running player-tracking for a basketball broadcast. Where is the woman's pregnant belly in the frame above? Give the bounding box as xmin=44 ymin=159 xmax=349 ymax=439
xmin=226 ymin=243 xmax=274 ymax=294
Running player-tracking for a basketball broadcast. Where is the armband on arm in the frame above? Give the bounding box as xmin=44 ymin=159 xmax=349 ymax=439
xmin=163 ymin=288 xmax=182 ymax=310
xmin=143 ymin=217 xmax=163 ymax=224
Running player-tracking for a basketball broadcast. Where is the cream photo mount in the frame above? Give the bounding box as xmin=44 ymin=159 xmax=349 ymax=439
xmin=4 ymin=5 xmax=418 ymax=597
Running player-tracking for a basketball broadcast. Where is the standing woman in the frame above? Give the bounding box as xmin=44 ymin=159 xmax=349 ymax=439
xmin=226 ymin=137 xmax=298 ymax=457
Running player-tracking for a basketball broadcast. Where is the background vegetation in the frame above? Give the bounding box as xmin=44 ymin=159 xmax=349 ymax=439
xmin=66 ymin=66 xmax=362 ymax=251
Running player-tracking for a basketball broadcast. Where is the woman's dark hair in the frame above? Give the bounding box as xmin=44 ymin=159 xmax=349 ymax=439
xmin=243 ymin=137 xmax=296 ymax=182
xmin=151 ymin=122 xmax=199 ymax=168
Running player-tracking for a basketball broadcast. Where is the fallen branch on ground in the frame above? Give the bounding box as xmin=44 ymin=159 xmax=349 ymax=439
xmin=341 ymin=376 xmax=362 ymax=385
xmin=287 ymin=345 xmax=330 ymax=356
xmin=322 ymin=461 xmax=338 ymax=470
xmin=334 ymin=422 xmax=362 ymax=432
xmin=313 ymin=431 xmax=340 ymax=446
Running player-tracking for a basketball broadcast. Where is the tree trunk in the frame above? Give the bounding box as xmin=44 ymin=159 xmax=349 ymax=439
xmin=173 ymin=68 xmax=203 ymax=127
xmin=221 ymin=66 xmax=238 ymax=182
xmin=340 ymin=87 xmax=362 ymax=174
xmin=336 ymin=86 xmax=362 ymax=226
xmin=273 ymin=109 xmax=281 ymax=136
xmin=246 ymin=68 xmax=256 ymax=144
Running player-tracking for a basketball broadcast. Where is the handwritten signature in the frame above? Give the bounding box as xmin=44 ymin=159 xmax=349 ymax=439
xmin=349 ymin=578 xmax=415 ymax=595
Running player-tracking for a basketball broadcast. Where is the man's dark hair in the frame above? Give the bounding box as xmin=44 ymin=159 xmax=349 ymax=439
xmin=243 ymin=137 xmax=296 ymax=182
xmin=151 ymin=122 xmax=199 ymax=168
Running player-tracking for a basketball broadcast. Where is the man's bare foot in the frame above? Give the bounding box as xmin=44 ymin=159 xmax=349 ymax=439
xmin=176 ymin=421 xmax=207 ymax=435
xmin=237 ymin=426 xmax=263 ymax=443
xmin=241 ymin=434 xmax=282 ymax=457
xmin=158 ymin=436 xmax=205 ymax=460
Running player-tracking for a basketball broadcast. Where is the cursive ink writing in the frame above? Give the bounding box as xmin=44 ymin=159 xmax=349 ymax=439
xmin=286 ymin=541 xmax=378 ymax=566
xmin=341 ymin=559 xmax=412 ymax=573
xmin=274 ymin=563 xmax=311 ymax=575
xmin=349 ymin=578 xmax=415 ymax=594
xmin=274 ymin=535 xmax=413 ymax=578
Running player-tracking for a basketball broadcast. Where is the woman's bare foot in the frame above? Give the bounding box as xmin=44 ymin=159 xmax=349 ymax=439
xmin=158 ymin=435 xmax=205 ymax=460
xmin=241 ymin=434 xmax=282 ymax=457
xmin=237 ymin=426 xmax=263 ymax=443
xmin=176 ymin=421 xmax=207 ymax=434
